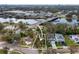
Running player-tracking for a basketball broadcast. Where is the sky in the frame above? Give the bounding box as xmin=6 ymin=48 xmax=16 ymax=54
xmin=0 ymin=0 xmax=79 ymax=5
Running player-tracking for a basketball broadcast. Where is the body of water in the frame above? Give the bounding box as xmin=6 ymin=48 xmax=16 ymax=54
xmin=0 ymin=18 xmax=39 ymax=25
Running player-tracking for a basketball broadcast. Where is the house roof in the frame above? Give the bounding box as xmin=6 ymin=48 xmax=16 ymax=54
xmin=48 ymin=33 xmax=65 ymax=42
xmin=55 ymin=33 xmax=65 ymax=42
xmin=69 ymin=35 xmax=79 ymax=42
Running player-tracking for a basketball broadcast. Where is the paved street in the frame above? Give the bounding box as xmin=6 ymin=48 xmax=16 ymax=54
xmin=0 ymin=42 xmax=39 ymax=54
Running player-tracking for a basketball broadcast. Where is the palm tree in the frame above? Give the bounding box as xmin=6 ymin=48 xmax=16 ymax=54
xmin=31 ymin=26 xmax=41 ymax=47
xmin=32 ymin=25 xmax=50 ymax=51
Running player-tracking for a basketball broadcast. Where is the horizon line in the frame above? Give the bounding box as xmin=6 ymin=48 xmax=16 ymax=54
xmin=0 ymin=4 xmax=79 ymax=5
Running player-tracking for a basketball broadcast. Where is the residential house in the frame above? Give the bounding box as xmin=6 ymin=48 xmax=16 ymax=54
xmin=48 ymin=33 xmax=66 ymax=49
xmin=55 ymin=33 xmax=65 ymax=42
xmin=69 ymin=35 xmax=79 ymax=44
xmin=52 ymin=14 xmax=79 ymax=26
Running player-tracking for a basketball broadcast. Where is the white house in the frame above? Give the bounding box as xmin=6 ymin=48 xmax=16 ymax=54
xmin=69 ymin=35 xmax=79 ymax=43
xmin=48 ymin=33 xmax=65 ymax=42
xmin=48 ymin=33 xmax=65 ymax=49
xmin=55 ymin=33 xmax=65 ymax=42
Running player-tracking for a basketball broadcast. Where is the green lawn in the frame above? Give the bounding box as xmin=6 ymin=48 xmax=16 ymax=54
xmin=64 ymin=35 xmax=76 ymax=46
xmin=9 ymin=51 xmax=21 ymax=54
xmin=0 ymin=49 xmax=8 ymax=54
xmin=55 ymin=42 xmax=63 ymax=48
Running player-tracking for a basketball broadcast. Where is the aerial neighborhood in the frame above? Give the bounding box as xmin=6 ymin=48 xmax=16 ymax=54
xmin=0 ymin=5 xmax=79 ymax=54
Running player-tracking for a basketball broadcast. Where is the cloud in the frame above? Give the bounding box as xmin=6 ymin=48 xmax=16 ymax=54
xmin=0 ymin=0 xmax=79 ymax=5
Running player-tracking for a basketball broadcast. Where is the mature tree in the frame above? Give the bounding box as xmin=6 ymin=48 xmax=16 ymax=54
xmin=0 ymin=23 xmax=4 ymax=32
xmin=42 ymin=22 xmax=57 ymax=33
xmin=1 ymin=29 xmax=21 ymax=43
xmin=56 ymin=24 xmax=67 ymax=34
xmin=18 ymin=21 xmax=27 ymax=30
